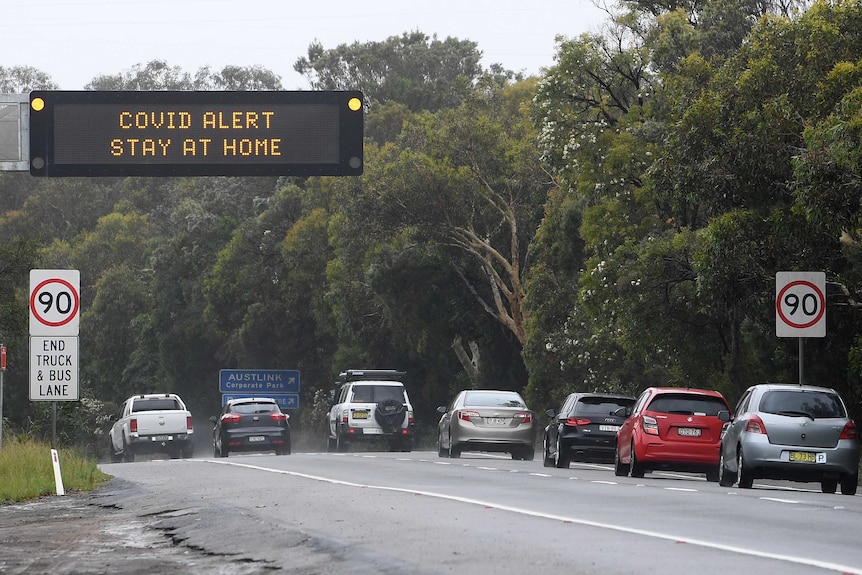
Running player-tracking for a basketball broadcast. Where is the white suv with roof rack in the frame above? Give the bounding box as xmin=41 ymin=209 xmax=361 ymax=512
xmin=326 ymin=369 xmax=415 ymax=452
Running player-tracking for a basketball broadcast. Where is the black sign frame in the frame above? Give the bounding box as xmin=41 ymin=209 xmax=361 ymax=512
xmin=29 ymin=91 xmax=363 ymax=177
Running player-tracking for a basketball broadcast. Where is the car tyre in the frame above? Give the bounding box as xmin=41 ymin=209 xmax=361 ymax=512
xmin=718 ymin=449 xmax=736 ymax=487
xmin=705 ymin=466 xmax=720 ymax=482
xmin=326 ymin=435 xmax=337 ymax=452
xmin=449 ymin=441 xmax=461 ymax=458
xmin=613 ymin=444 xmax=629 ymax=477
xmin=122 ymin=440 xmax=135 ymax=463
xmin=542 ymin=435 xmax=554 ymax=467
xmin=554 ymin=436 xmax=571 ymax=468
xmin=512 ymin=446 xmax=535 ymax=461
xmin=737 ymin=446 xmax=753 ymax=488
xmin=336 ymin=433 xmax=349 ymax=453
xmin=629 ymin=442 xmax=645 ymax=478
xmin=821 ymin=478 xmax=838 ymax=494
xmin=438 ymin=433 xmax=449 ymax=458
xmin=840 ymin=473 xmax=858 ymax=496
xmin=110 ymin=442 xmax=122 ymax=463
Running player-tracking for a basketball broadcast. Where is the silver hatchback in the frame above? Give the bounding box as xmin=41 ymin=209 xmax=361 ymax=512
xmin=718 ymin=383 xmax=859 ymax=494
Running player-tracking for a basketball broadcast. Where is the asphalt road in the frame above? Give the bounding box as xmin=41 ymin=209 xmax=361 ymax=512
xmin=2 ymin=450 xmax=861 ymax=574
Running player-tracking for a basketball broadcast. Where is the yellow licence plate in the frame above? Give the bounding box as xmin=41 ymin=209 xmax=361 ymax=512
xmin=789 ymin=451 xmax=816 ymax=463
xmin=352 ymin=410 xmax=369 ymax=419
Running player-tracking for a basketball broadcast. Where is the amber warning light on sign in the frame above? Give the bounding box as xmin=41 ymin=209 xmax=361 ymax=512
xmin=29 ymin=91 xmax=364 ymax=177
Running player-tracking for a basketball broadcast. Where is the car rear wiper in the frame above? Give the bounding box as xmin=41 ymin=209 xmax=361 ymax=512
xmin=776 ymin=410 xmax=815 ymax=420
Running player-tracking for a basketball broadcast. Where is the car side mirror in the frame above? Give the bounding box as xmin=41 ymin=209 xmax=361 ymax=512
xmin=613 ymin=406 xmax=631 ymax=418
xmin=437 ymin=406 xmax=447 ymax=414
xmin=717 ymin=410 xmax=732 ymax=422
xmin=545 ymin=408 xmax=557 ymax=419
xmin=209 ymin=416 xmax=218 ymax=424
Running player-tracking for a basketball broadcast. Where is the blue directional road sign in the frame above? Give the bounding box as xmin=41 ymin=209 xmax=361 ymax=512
xmin=219 ymin=369 xmax=300 ymax=394
xmin=222 ymin=393 xmax=299 ymax=410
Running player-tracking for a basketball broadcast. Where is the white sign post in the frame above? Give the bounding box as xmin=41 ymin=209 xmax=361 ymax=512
xmin=776 ymin=271 xmax=826 ymax=385
xmin=29 ymin=269 xmax=81 ymax=449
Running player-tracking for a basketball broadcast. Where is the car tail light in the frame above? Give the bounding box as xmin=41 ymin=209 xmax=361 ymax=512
xmin=642 ymin=415 xmax=659 ymax=436
xmin=745 ymin=415 xmax=767 ymax=434
xmin=342 ymin=412 xmax=349 ymax=424
xmin=513 ymin=412 xmax=532 ymax=424
xmin=408 ymin=415 xmax=414 ymax=425
xmin=186 ymin=416 xmax=193 ymax=431
xmin=565 ymin=417 xmax=592 ymax=426
xmin=222 ymin=413 xmax=241 ymax=424
xmin=458 ymin=410 xmax=480 ymax=422
xmin=270 ymin=412 xmax=287 ymax=422
xmin=129 ymin=418 xmax=138 ymax=433
xmin=840 ymin=421 xmax=857 ymax=440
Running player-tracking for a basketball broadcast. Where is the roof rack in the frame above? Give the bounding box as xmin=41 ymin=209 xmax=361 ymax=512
xmin=339 ymin=369 xmax=406 ymax=382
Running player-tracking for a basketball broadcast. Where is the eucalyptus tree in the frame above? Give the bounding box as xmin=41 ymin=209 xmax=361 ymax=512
xmin=294 ymin=31 xmax=486 ymax=112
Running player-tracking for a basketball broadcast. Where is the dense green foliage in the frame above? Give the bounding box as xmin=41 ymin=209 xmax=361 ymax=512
xmin=1 ymin=0 xmax=861 ymax=453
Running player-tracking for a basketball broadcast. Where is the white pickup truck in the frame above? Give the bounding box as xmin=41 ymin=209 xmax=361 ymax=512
xmin=108 ymin=393 xmax=194 ymax=462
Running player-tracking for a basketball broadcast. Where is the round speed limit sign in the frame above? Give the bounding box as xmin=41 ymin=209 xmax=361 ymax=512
xmin=29 ymin=269 xmax=80 ymax=336
xmin=775 ymin=271 xmax=825 ymax=338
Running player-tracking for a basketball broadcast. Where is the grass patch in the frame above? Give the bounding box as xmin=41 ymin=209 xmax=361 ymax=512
xmin=0 ymin=436 xmax=111 ymax=504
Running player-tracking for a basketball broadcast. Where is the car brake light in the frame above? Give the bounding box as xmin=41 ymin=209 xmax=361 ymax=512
xmin=565 ymin=417 xmax=592 ymax=426
xmin=271 ymin=413 xmax=287 ymax=422
xmin=129 ymin=418 xmax=137 ymax=433
xmin=513 ymin=412 xmax=532 ymax=424
xmin=222 ymin=413 xmax=241 ymax=424
xmin=642 ymin=415 xmax=659 ymax=436
xmin=458 ymin=410 xmax=480 ymax=422
xmin=186 ymin=416 xmax=193 ymax=431
xmin=840 ymin=421 xmax=857 ymax=440
xmin=745 ymin=415 xmax=766 ymax=434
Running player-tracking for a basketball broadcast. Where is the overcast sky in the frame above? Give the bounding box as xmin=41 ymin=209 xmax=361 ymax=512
xmin=3 ymin=0 xmax=608 ymax=90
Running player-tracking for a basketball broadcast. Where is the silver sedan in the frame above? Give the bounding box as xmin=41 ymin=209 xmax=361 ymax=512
xmin=437 ymin=389 xmax=536 ymax=460
xmin=718 ymin=383 xmax=859 ymax=494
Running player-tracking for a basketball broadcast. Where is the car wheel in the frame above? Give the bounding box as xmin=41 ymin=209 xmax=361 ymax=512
xmin=512 ymin=446 xmax=535 ymax=461
xmin=326 ymin=435 xmax=337 ymax=453
xmin=122 ymin=440 xmax=135 ymax=463
xmin=718 ymin=449 xmax=736 ymax=487
xmin=449 ymin=440 xmax=461 ymax=458
xmin=110 ymin=441 xmax=122 ymax=463
xmin=821 ymin=478 xmax=838 ymax=494
xmin=554 ymin=436 xmax=571 ymax=468
xmin=336 ymin=433 xmax=349 ymax=453
xmin=213 ymin=443 xmax=220 ymax=457
xmin=705 ymin=466 xmax=720 ymax=482
xmin=613 ymin=444 xmax=629 ymax=477
xmin=737 ymin=446 xmax=753 ymax=489
xmin=629 ymin=442 xmax=645 ymax=478
xmin=523 ymin=447 xmax=536 ymax=461
xmin=542 ymin=434 xmax=554 ymax=467
xmin=840 ymin=473 xmax=858 ymax=496
xmin=438 ymin=433 xmax=449 ymax=458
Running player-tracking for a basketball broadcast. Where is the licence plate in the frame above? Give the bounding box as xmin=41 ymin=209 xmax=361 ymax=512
xmin=789 ymin=451 xmax=817 ymax=463
xmin=248 ymin=436 xmax=266 ymax=443
xmin=352 ymin=410 xmax=369 ymax=419
xmin=151 ymin=435 xmax=172 ymax=441
xmin=677 ymin=427 xmax=701 ymax=437
xmin=485 ymin=418 xmax=508 ymax=426
xmin=599 ymin=425 xmax=620 ymax=432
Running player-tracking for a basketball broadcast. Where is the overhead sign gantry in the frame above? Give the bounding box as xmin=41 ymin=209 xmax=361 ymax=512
xmin=27 ymin=90 xmax=364 ymax=177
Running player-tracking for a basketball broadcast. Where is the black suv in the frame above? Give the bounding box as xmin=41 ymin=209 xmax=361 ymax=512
xmin=543 ymin=392 xmax=635 ymax=468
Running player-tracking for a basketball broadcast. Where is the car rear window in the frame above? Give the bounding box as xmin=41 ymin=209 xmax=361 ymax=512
xmin=132 ymin=398 xmax=181 ymax=411
xmin=574 ymin=397 xmax=634 ymax=415
xmin=759 ymin=390 xmax=845 ymax=419
xmin=464 ymin=392 xmax=526 ymax=408
xmin=352 ymin=385 xmax=406 ymax=403
xmin=646 ymin=393 xmax=727 ymax=416
xmin=232 ymin=402 xmax=278 ymax=414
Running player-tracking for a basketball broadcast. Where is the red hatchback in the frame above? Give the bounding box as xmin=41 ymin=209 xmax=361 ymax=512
xmin=614 ymin=387 xmax=731 ymax=481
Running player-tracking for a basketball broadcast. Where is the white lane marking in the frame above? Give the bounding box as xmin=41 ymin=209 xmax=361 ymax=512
xmin=592 ymin=481 xmax=618 ymax=485
xmin=433 ymin=461 xmax=452 ymax=465
xmin=477 ymin=466 xmax=498 ymax=471
xmin=202 ymin=459 xmax=862 ymax=575
xmin=760 ymin=497 xmax=800 ymax=504
xmin=530 ymin=473 xmax=552 ymax=478
xmin=665 ymin=487 xmax=698 ymax=492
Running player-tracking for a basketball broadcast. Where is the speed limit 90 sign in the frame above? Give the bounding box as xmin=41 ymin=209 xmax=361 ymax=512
xmin=29 ymin=269 xmax=80 ymax=336
xmin=776 ymin=271 xmax=826 ymax=338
